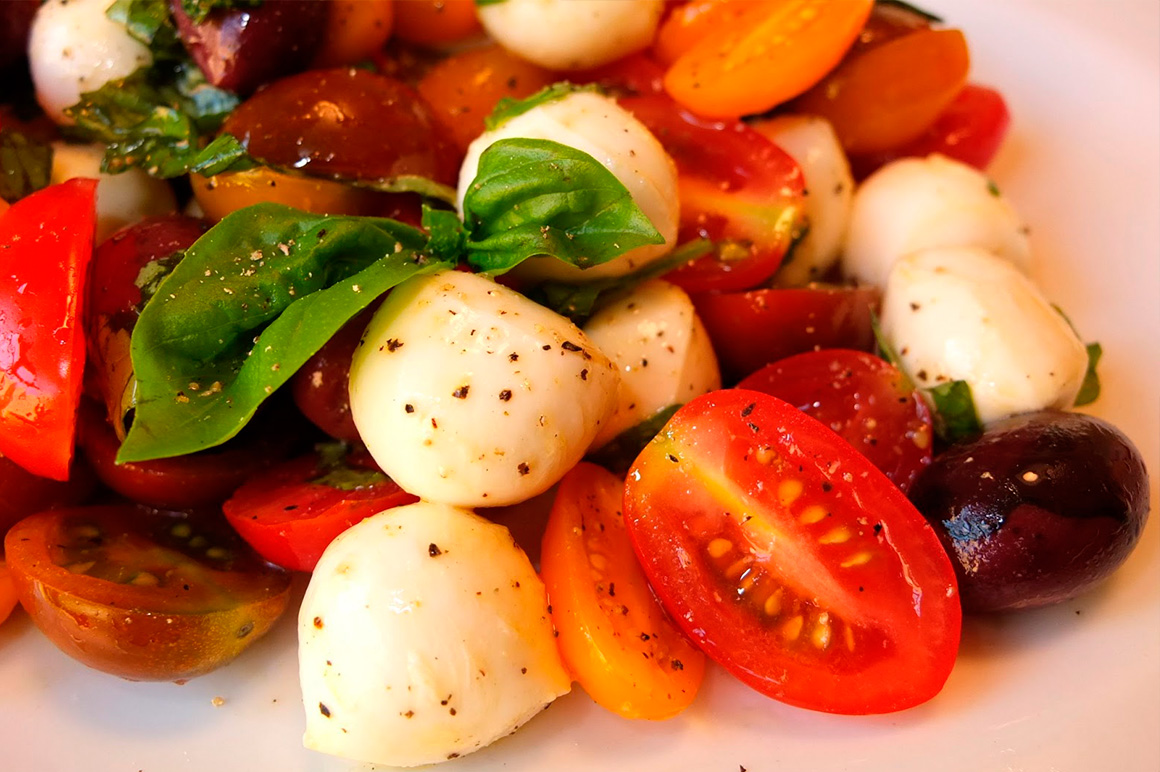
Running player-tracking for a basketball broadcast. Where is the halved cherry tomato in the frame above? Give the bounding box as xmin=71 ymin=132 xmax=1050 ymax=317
xmin=417 ymin=44 xmax=558 ymax=153
xmin=693 ymin=285 xmax=879 ymax=382
xmin=0 ymin=178 xmax=97 ymax=480
xmin=393 ymin=0 xmax=481 ymax=48
xmin=4 ymin=505 xmax=292 ymax=680
xmin=290 ymin=308 xmax=373 ymax=443
xmin=570 ymin=52 xmax=666 ymax=98
xmin=623 ymin=390 xmax=961 ymax=714
xmin=78 ymin=399 xmax=295 ymax=510
xmin=792 ymin=28 xmax=971 ymax=155
xmin=662 ymin=0 xmax=874 ymax=118
xmin=0 ymin=454 xmax=96 ymax=536
xmin=0 ymin=561 xmax=19 ymax=626
xmin=849 ymin=84 xmax=1011 ymax=178
xmin=542 ymin=463 xmax=705 ymax=719
xmin=737 ymin=350 xmax=932 ymax=491
xmin=312 ymin=0 xmax=395 ymax=68
xmin=622 ymin=96 xmax=805 ymax=293
xmin=222 ymin=444 xmax=417 ymax=572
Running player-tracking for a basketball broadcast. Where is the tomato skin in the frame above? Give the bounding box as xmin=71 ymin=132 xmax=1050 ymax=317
xmin=4 ymin=505 xmax=292 ymax=681
xmin=0 ymin=561 xmax=19 ymax=626
xmin=541 ymin=463 xmax=705 ymax=720
xmin=290 ymin=309 xmax=371 ymax=443
xmin=621 ymin=96 xmax=805 ymax=293
xmin=393 ymin=0 xmax=481 ymax=48
xmin=0 ymin=179 xmax=97 ymax=480
xmin=737 ymin=350 xmax=933 ymax=492
xmin=222 ymin=447 xmax=418 ymax=572
xmin=692 ymin=285 xmax=879 ymax=383
xmin=623 ymin=390 xmax=961 ymax=714
xmin=0 ymin=454 xmax=97 ymax=536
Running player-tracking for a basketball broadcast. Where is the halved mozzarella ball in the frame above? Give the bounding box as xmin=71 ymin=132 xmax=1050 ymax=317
xmin=300 ymin=501 xmax=570 ymax=768
xmin=750 ymin=115 xmax=853 ymax=287
xmin=477 ymin=0 xmax=664 ymax=71
xmin=51 ymin=143 xmax=178 ymax=241
xmin=457 ymin=91 xmax=679 ymax=283
xmin=843 ymin=154 xmax=1032 ymax=289
xmin=583 ymin=280 xmax=720 ymax=447
xmin=29 ymin=0 xmax=152 ymax=124
xmin=350 ymin=270 xmax=619 ymax=507
xmin=880 ymin=247 xmax=1088 ymax=425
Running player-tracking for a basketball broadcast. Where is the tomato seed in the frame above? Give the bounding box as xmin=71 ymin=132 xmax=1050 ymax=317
xmin=840 ymin=551 xmax=873 ymax=568
xmin=707 ymin=538 xmax=732 ymax=558
xmin=811 ymin=612 xmax=832 ymax=650
xmin=777 ymin=479 xmax=802 ymax=506
xmin=763 ymin=589 xmax=784 ymax=617
xmin=818 ymin=526 xmax=852 ymax=544
xmin=844 ymin=624 xmax=856 ymax=652
xmin=781 ymin=615 xmax=804 ymax=642
xmin=65 ymin=561 xmax=95 ymax=575
xmin=799 ymin=504 xmax=828 ymax=524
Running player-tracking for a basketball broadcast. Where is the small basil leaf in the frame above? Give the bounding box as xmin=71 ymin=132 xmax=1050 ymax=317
xmin=0 ymin=128 xmax=53 ymax=203
xmin=188 ymin=133 xmax=256 ymax=176
xmin=484 ymin=82 xmax=599 ymax=132
xmin=868 ymin=309 xmax=917 ymax=392
xmin=119 ymin=204 xmax=448 ymax=462
xmin=181 ymin=0 xmax=263 ymax=24
xmin=927 ymin=380 xmax=982 ymax=443
xmin=475 ymin=0 xmax=507 ymax=6
xmin=344 ymin=174 xmax=458 ymax=205
xmin=586 ymin=405 xmax=683 ymax=476
xmin=421 ymin=204 xmax=466 ymax=263
xmin=462 ymin=138 xmax=665 ymax=274
xmin=106 ymin=0 xmax=184 ymax=60
xmin=310 ymin=442 xmax=391 ymax=491
xmin=1074 ymin=342 xmax=1103 ymax=406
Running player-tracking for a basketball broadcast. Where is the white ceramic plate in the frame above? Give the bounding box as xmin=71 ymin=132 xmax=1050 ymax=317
xmin=2 ymin=1 xmax=1158 ymax=770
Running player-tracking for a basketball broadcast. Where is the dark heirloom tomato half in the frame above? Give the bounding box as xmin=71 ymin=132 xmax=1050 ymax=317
xmin=223 ymin=445 xmax=418 ymax=572
xmin=621 ymin=96 xmax=806 ymax=293
xmin=624 ymin=390 xmax=960 ymax=714
xmin=738 ymin=350 xmax=932 ymax=491
xmin=693 ymin=285 xmax=879 ymax=383
xmin=4 ymin=506 xmax=292 ymax=681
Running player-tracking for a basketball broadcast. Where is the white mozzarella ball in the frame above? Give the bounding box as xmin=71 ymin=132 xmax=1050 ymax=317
xmin=29 ymin=0 xmax=152 ymax=125
xmin=881 ymin=247 xmax=1088 ymax=425
xmin=457 ymin=91 xmax=679 ymax=283
xmin=51 ymin=143 xmax=178 ymax=241
xmin=843 ymin=154 xmax=1032 ymax=289
xmin=750 ymin=115 xmax=853 ymax=287
xmin=477 ymin=0 xmax=664 ymax=71
xmin=300 ymin=501 xmax=570 ymax=768
xmin=350 ymin=270 xmax=619 ymax=507
xmin=583 ymin=280 xmax=720 ymax=448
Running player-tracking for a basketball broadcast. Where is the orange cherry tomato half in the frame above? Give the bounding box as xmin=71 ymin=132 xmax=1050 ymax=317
xmin=541 ymin=462 xmax=705 ymax=719
xmin=313 ymin=0 xmax=395 ymax=68
xmin=663 ymin=0 xmax=874 ymax=118
xmin=393 ymin=0 xmax=481 ymax=48
xmin=792 ymin=28 xmax=971 ymax=155
xmin=624 ymin=390 xmax=961 ymax=714
xmin=4 ymin=505 xmax=292 ymax=681
xmin=0 ymin=561 xmax=18 ymax=626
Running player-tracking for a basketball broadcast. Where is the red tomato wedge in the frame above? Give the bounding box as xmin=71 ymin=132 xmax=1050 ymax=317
xmin=541 ymin=463 xmax=705 ymax=720
xmin=0 ymin=179 xmax=97 ymax=480
xmin=737 ymin=350 xmax=933 ymax=492
xmin=624 ymin=390 xmax=961 ymax=714
xmin=621 ymin=96 xmax=805 ymax=293
xmin=223 ymin=445 xmax=418 ymax=572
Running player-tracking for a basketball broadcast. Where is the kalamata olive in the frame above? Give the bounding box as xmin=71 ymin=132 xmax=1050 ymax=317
xmin=86 ymin=215 xmax=209 ymax=438
xmin=290 ymin=308 xmax=372 ymax=442
xmin=909 ymin=410 xmax=1150 ymax=612
xmin=221 ymin=68 xmax=459 ymax=185
xmin=0 ymin=0 xmax=38 ymax=71
xmin=170 ymin=0 xmax=327 ymax=95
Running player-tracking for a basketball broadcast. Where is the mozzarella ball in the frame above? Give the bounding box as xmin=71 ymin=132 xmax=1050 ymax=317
xmin=583 ymin=280 xmax=720 ymax=447
xmin=750 ymin=115 xmax=853 ymax=287
xmin=51 ymin=143 xmax=178 ymax=241
xmin=300 ymin=501 xmax=570 ymax=767
xmin=29 ymin=0 xmax=152 ymax=124
xmin=843 ymin=154 xmax=1032 ymax=289
xmin=350 ymin=270 xmax=619 ymax=507
xmin=881 ymin=247 xmax=1088 ymax=425
xmin=457 ymin=91 xmax=679 ymax=283
xmin=477 ymin=0 xmax=664 ymax=71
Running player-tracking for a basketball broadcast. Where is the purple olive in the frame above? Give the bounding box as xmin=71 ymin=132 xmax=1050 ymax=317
xmin=170 ymin=0 xmax=327 ymax=95
xmin=909 ymin=410 xmax=1149 ymax=612
xmin=0 ymin=0 xmax=38 ymax=71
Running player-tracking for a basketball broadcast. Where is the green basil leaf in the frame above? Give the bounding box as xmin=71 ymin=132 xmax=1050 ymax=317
xmin=484 ymin=83 xmax=599 ymax=132
xmin=311 ymin=442 xmax=391 ymax=491
xmin=462 ymin=138 xmax=665 ymax=274
xmin=0 ymin=128 xmax=53 ymax=203
xmin=188 ymin=133 xmax=256 ymax=176
xmin=927 ymin=380 xmax=983 ymax=444
xmin=1074 ymin=342 xmax=1103 ymax=406
xmin=118 ymin=203 xmax=449 ymax=462
xmin=181 ymin=0 xmax=263 ymax=24
xmin=868 ymin=309 xmax=917 ymax=392
xmin=344 ymin=174 xmax=458 ymax=205
xmin=876 ymin=0 xmax=943 ymax=23
xmin=586 ymin=405 xmax=683 ymax=476
xmin=106 ymin=0 xmax=185 ymax=60
xmin=421 ymin=205 xmax=466 ymax=263
xmin=474 ymin=0 xmax=507 ymax=6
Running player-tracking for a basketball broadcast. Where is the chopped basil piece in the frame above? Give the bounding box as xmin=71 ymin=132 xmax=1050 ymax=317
xmin=927 ymin=380 xmax=983 ymax=443
xmin=1074 ymin=342 xmax=1103 ymax=406
xmin=876 ymin=0 xmax=943 ymax=24
xmin=484 ymin=83 xmax=600 ymax=132
xmin=181 ymin=0 xmax=263 ymax=25
xmin=587 ymin=405 xmax=683 ymax=476
xmin=0 ymin=128 xmax=53 ymax=203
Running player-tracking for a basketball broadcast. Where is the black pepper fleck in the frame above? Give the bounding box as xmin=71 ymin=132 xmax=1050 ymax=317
xmin=429 ymin=543 xmax=442 ymax=557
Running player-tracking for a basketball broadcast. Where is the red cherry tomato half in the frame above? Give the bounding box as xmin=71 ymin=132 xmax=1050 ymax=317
xmin=0 ymin=453 xmax=97 ymax=536
xmin=290 ymin=308 xmax=372 ymax=443
xmin=737 ymin=350 xmax=933 ymax=491
xmin=693 ymin=285 xmax=879 ymax=383
xmin=4 ymin=505 xmax=292 ymax=680
xmin=569 ymin=52 xmax=667 ymax=98
xmin=223 ymin=445 xmax=418 ymax=572
xmin=623 ymin=390 xmax=961 ymax=714
xmin=850 ymin=84 xmax=1011 ymax=178
xmin=621 ymin=96 xmax=806 ymax=293
xmin=0 ymin=179 xmax=97 ymax=480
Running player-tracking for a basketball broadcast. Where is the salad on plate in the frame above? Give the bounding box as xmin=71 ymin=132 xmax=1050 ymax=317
xmin=0 ymin=0 xmax=1155 ymax=770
